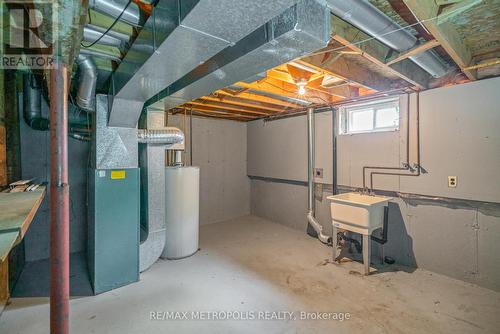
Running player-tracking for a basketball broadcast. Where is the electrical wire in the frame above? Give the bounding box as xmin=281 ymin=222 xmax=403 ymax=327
xmin=81 ymin=0 xmax=133 ymax=48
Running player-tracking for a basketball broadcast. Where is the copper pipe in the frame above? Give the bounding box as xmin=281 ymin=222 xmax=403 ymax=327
xmin=50 ymin=63 xmax=70 ymax=334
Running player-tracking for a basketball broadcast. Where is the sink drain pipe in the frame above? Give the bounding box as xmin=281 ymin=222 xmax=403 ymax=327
xmin=307 ymin=107 xmax=332 ymax=245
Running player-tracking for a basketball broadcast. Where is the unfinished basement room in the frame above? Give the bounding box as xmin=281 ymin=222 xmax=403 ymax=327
xmin=1 ymin=0 xmax=500 ymax=333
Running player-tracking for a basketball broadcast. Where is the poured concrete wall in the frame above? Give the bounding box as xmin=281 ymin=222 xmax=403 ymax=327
xmin=248 ymin=77 xmax=500 ymax=291
xmin=168 ymin=115 xmax=250 ymax=225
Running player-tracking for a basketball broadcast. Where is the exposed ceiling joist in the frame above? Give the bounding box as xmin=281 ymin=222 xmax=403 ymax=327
xmin=215 ymin=89 xmax=300 ymax=109
xmin=182 ymin=104 xmax=265 ymax=117
xmin=257 ymin=74 xmax=336 ymax=102
xmin=386 ymin=39 xmax=441 ymax=66
xmin=331 ymin=16 xmax=431 ymax=89
xmin=189 ymin=100 xmax=273 ymax=115
xmin=202 ymin=95 xmax=288 ymax=112
xmin=187 ymin=110 xmax=251 ymax=122
xmin=403 ymin=0 xmax=477 ymax=80
xmin=235 ymin=79 xmax=329 ymax=105
xmin=266 ymin=68 xmax=356 ymax=99
xmin=298 ymin=55 xmax=404 ymax=93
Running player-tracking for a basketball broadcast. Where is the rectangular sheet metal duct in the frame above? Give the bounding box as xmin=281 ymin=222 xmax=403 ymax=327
xmin=109 ymin=0 xmax=300 ymax=127
xmin=147 ymin=0 xmax=330 ymax=111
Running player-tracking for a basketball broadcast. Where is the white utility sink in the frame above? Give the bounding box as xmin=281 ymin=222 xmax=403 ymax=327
xmin=327 ymin=192 xmax=392 ymax=235
xmin=327 ymin=192 xmax=392 ymax=275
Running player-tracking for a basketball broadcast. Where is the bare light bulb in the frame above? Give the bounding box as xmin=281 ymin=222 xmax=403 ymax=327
xmin=298 ymin=85 xmax=306 ymax=96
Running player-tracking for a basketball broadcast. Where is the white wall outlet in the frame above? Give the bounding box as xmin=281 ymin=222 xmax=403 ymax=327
xmin=448 ymin=176 xmax=457 ymax=188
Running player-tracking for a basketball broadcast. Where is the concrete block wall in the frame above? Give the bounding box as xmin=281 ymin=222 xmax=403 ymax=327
xmin=247 ymin=77 xmax=500 ymax=292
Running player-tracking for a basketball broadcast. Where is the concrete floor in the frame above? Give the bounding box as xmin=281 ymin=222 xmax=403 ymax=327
xmin=1 ymin=215 xmax=499 ymax=333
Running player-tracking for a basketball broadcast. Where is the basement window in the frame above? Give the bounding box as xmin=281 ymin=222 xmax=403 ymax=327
xmin=339 ymin=97 xmax=400 ymax=134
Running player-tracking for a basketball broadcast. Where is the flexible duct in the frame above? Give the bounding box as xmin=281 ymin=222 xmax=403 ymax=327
xmin=76 ymin=55 xmax=98 ymax=111
xmin=89 ymin=0 xmax=143 ymax=26
xmin=137 ymin=127 xmax=184 ymax=145
xmin=326 ymin=0 xmax=449 ymax=78
xmin=307 ymin=108 xmax=332 ymax=245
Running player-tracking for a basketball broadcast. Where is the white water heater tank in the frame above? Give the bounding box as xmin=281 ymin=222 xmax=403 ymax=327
xmin=161 ymin=166 xmax=200 ymax=259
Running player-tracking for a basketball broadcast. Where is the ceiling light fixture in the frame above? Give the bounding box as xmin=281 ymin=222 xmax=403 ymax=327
xmin=297 ymin=80 xmax=307 ymax=96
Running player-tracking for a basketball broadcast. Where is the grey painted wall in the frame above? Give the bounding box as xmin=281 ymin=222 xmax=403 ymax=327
xmin=247 ymin=77 xmax=500 ymax=292
xmin=168 ymin=115 xmax=250 ymax=225
xmin=20 ymin=101 xmax=89 ymax=262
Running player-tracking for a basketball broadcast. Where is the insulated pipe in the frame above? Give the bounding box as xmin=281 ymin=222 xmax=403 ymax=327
xmin=89 ymin=0 xmax=142 ymax=26
xmin=49 ymin=63 xmax=70 ymax=334
xmin=76 ymin=55 xmax=98 ymax=111
xmin=326 ymin=0 xmax=449 ymax=78
xmin=307 ymin=108 xmax=332 ymax=245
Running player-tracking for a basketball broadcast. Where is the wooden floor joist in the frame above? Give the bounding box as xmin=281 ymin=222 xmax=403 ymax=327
xmin=386 ymin=39 xmax=441 ymax=66
xmin=331 ymin=16 xmax=431 ymax=89
xmin=188 ymin=100 xmax=273 ymax=115
xmin=403 ymin=0 xmax=477 ymax=80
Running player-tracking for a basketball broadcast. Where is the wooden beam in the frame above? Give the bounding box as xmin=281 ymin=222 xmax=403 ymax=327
xmin=331 ymin=16 xmax=430 ymax=89
xmin=183 ymin=104 xmax=269 ymax=117
xmin=259 ymin=73 xmax=337 ymax=102
xmin=215 ymin=89 xmax=301 ymax=109
xmin=437 ymin=0 xmax=482 ymax=24
xmin=267 ymin=68 xmax=358 ymax=99
xmin=386 ymin=39 xmax=441 ymax=66
xmin=0 ymin=258 xmax=8 ymax=314
xmin=201 ymin=95 xmax=287 ymax=112
xmin=464 ymin=58 xmax=500 ymax=70
xmin=188 ymin=110 xmax=253 ymax=122
xmin=235 ymin=79 xmax=329 ymax=105
xmin=189 ymin=100 xmax=274 ymax=115
xmin=403 ymin=0 xmax=476 ymax=80
xmin=298 ymin=55 xmax=405 ymax=92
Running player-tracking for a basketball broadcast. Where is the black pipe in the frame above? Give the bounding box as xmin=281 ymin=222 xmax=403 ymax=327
xmin=371 ymin=206 xmax=389 ymax=244
xmin=22 ymin=74 xmax=90 ymax=131
xmin=23 ymin=74 xmax=50 ymax=130
xmin=331 ymin=106 xmax=337 ymax=195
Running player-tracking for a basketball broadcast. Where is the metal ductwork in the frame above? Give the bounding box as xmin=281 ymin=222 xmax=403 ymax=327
xmin=326 ymin=0 xmax=449 ymax=78
xmin=83 ymin=24 xmax=130 ymax=48
xmin=139 ymin=111 xmax=185 ymax=272
xmin=76 ymin=55 xmax=98 ymax=111
xmin=89 ymin=0 xmax=143 ymax=26
xmin=80 ymin=48 xmax=122 ymax=63
xmin=137 ymin=128 xmax=184 ymax=145
xmin=109 ymin=0 xmax=301 ymax=127
xmin=150 ymin=0 xmax=330 ymax=111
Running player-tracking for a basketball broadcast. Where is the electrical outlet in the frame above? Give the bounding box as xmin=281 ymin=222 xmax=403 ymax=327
xmin=448 ymin=176 xmax=457 ymax=188
xmin=315 ymin=168 xmax=323 ymax=178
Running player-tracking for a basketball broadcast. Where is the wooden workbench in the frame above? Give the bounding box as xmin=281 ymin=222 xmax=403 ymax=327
xmin=0 ymin=186 xmax=46 ymax=313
